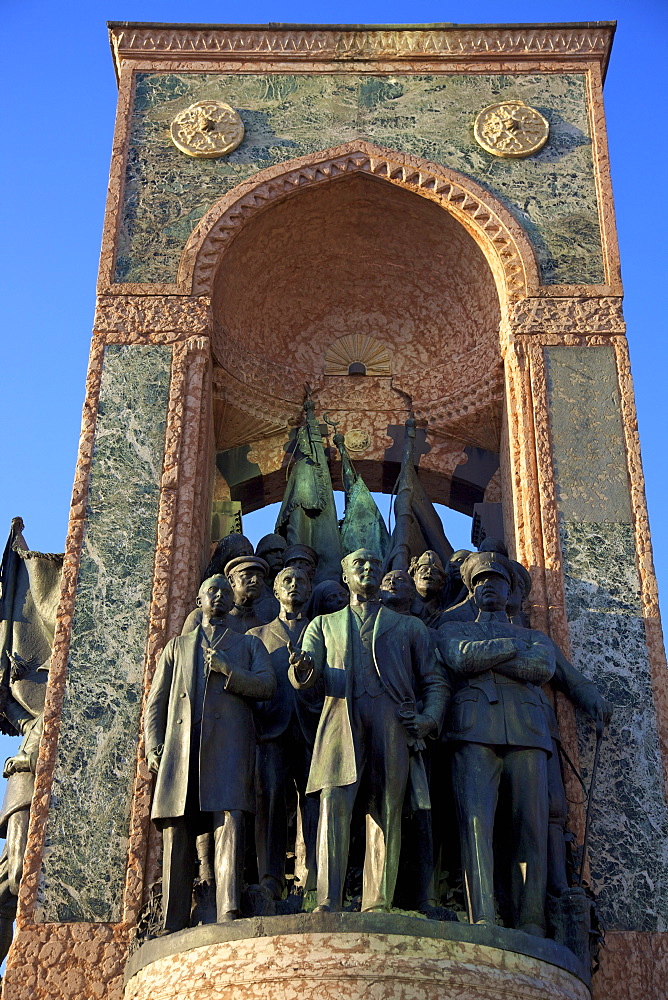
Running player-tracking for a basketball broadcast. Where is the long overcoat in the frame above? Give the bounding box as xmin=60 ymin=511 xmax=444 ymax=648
xmin=291 ymin=605 xmax=449 ymax=795
xmin=145 ymin=626 xmax=275 ymax=820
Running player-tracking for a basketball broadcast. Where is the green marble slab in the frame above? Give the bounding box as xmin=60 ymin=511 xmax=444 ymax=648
xmin=36 ymin=344 xmax=172 ymax=923
xmin=116 ymin=72 xmax=602 ymax=286
xmin=546 ymin=345 xmax=668 ymax=932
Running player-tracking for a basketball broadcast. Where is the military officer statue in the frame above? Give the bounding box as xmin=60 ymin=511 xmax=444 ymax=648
xmin=145 ymin=574 xmax=275 ymax=931
xmin=289 ymin=548 xmax=448 ymax=914
xmin=436 ymin=551 xmax=555 ymax=937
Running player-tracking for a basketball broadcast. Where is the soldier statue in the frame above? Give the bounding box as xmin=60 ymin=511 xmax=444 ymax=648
xmin=436 ymin=551 xmax=555 ymax=936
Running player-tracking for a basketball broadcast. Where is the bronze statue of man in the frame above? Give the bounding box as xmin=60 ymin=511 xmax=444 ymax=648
xmin=254 ymin=533 xmax=287 ymax=623
xmin=380 ymin=569 xmax=416 ymax=615
xmin=145 ymin=574 xmax=275 ymax=931
xmin=248 ymin=565 xmax=318 ymax=900
xmin=409 ymin=550 xmax=447 ymax=627
xmin=289 ymin=548 xmax=449 ymax=913
xmin=436 ymin=551 xmax=555 ymax=936
xmin=223 ymin=555 xmax=271 ymax=633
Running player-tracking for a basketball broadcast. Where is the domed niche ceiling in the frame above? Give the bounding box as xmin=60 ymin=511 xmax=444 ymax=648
xmin=212 ymin=172 xmax=501 ymax=383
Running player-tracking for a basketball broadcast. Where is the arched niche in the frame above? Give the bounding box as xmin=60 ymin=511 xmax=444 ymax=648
xmin=180 ymin=143 xmax=537 ymax=527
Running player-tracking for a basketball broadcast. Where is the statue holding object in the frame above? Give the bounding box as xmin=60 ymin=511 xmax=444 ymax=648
xmin=288 ymin=548 xmax=449 ymax=913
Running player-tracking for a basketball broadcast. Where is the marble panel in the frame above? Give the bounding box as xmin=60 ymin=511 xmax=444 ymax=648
xmin=544 ymin=345 xmax=632 ymax=524
xmin=116 ymin=72 xmax=602 ymax=285
xmin=561 ymin=520 xmax=668 ymax=932
xmin=37 ymin=344 xmax=172 ymax=923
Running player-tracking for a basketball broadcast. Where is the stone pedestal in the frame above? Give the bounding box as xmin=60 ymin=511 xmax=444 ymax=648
xmin=125 ymin=914 xmax=590 ymax=1000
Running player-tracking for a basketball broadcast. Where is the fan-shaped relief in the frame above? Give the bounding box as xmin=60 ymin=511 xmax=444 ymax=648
xmin=324 ymin=335 xmax=391 ymax=377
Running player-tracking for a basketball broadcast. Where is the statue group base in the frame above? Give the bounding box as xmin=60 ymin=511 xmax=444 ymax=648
xmin=125 ymin=913 xmax=589 ymax=1000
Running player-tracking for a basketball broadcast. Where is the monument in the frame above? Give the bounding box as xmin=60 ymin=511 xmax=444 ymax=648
xmin=0 ymin=19 xmax=666 ymax=1000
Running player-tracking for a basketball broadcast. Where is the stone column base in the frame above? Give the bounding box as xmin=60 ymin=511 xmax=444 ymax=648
xmin=125 ymin=913 xmax=590 ymax=1000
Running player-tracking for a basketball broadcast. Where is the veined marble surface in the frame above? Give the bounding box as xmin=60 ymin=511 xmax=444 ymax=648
xmin=561 ymin=520 xmax=668 ymax=932
xmin=546 ymin=344 xmax=668 ymax=932
xmin=116 ymin=72 xmax=601 ymax=285
xmin=545 ymin=345 xmax=632 ymax=524
xmin=37 ymin=344 xmax=172 ymax=923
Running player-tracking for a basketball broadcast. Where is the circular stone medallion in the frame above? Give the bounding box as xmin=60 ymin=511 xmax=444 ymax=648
xmin=171 ymin=101 xmax=244 ymax=159
xmin=474 ymin=101 xmax=549 ymax=158
xmin=345 ymin=429 xmax=370 ymax=453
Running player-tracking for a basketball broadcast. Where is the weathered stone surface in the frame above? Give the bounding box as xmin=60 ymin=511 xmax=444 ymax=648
xmin=117 ymin=72 xmax=601 ymax=286
xmin=125 ymin=914 xmax=590 ymax=1000
xmin=561 ymin=520 xmax=668 ymax=932
xmin=545 ymin=343 xmax=668 ymax=932
xmin=545 ymin=345 xmax=632 ymax=523
xmin=37 ymin=344 xmax=173 ymax=923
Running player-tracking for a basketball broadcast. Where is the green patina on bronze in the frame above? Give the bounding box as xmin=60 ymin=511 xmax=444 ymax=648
xmin=116 ymin=72 xmax=602 ymax=285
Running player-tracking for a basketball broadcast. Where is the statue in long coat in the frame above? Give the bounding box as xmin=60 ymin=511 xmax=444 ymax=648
xmin=145 ymin=574 xmax=275 ymax=931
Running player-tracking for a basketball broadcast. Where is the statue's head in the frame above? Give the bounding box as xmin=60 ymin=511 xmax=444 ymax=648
xmin=447 ymin=549 xmax=472 ymax=585
xmin=197 ymin=574 xmax=234 ymax=622
xmin=283 ymin=543 xmax=318 ymax=581
xmin=461 ymin=551 xmax=517 ymax=613
xmin=209 ymin=533 xmax=254 ymax=575
xmin=506 ymin=560 xmax=532 ymax=619
xmin=380 ymin=569 xmax=415 ymax=613
xmin=225 ymin=555 xmax=269 ymax=605
xmin=256 ymin=533 xmax=288 ymax=578
xmin=309 ymin=580 xmax=349 ymax=617
xmin=342 ymin=549 xmax=383 ymax=599
xmin=478 ymin=537 xmax=509 ymax=557
xmin=273 ymin=565 xmax=311 ymax=614
xmin=409 ymin=550 xmax=446 ymax=599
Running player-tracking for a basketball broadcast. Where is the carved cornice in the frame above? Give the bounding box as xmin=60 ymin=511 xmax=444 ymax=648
xmin=511 ymin=295 xmax=625 ymax=335
xmin=94 ymin=294 xmax=211 ymax=334
xmin=109 ymin=23 xmax=615 ymax=73
xmin=180 ymin=142 xmax=539 ymax=304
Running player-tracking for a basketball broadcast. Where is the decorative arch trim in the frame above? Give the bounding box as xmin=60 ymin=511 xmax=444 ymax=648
xmin=178 ymin=141 xmax=540 ymax=304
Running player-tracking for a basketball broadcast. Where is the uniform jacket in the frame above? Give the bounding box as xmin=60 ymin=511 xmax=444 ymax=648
xmin=291 ymin=605 xmax=449 ymax=794
xmin=145 ymin=626 xmax=275 ymax=819
xmin=437 ymin=615 xmax=555 ymax=752
xmin=248 ymin=616 xmax=309 ymax=742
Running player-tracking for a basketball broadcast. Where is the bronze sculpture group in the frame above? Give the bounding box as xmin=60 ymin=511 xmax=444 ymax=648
xmin=145 ymin=467 xmax=612 ymax=955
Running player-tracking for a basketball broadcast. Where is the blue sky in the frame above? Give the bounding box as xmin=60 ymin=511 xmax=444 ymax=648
xmin=0 ymin=1 xmax=666 ymax=768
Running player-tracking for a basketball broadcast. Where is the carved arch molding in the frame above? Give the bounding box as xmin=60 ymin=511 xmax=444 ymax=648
xmin=176 ymin=142 xmax=541 ymax=453
xmin=179 ymin=140 xmax=540 ymax=302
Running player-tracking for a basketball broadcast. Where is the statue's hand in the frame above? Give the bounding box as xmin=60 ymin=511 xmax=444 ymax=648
xmin=287 ymin=640 xmax=314 ymax=679
xmin=413 ymin=713 xmax=437 ymax=740
xmin=576 ymin=685 xmax=614 ymax=736
xmin=3 ymin=752 xmax=31 ymax=778
xmin=205 ymin=648 xmax=232 ymax=677
xmin=147 ymin=749 xmax=162 ymax=775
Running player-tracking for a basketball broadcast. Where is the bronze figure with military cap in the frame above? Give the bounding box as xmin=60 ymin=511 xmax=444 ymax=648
xmin=289 ymin=548 xmax=449 ymax=914
xmin=436 ymin=550 xmax=556 ymax=937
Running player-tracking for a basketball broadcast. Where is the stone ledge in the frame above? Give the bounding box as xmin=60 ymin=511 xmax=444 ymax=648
xmin=125 ymin=911 xmax=590 ymax=987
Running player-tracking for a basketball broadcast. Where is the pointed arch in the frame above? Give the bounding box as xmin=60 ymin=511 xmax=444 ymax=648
xmin=177 ymin=141 xmax=540 ymax=306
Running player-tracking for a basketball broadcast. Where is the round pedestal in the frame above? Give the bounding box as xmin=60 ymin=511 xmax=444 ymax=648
xmin=125 ymin=913 xmax=590 ymax=1000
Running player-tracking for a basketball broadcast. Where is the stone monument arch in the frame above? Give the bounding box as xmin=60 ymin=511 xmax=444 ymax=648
xmin=2 ymin=20 xmax=667 ymax=1000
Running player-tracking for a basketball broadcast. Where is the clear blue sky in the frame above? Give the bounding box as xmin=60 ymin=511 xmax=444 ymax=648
xmin=0 ymin=2 xmax=666 ymax=740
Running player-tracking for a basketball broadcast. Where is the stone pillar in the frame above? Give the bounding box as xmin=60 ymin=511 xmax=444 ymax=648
xmin=506 ymin=296 xmax=668 ymax=997
xmin=3 ymin=302 xmax=212 ymax=1000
